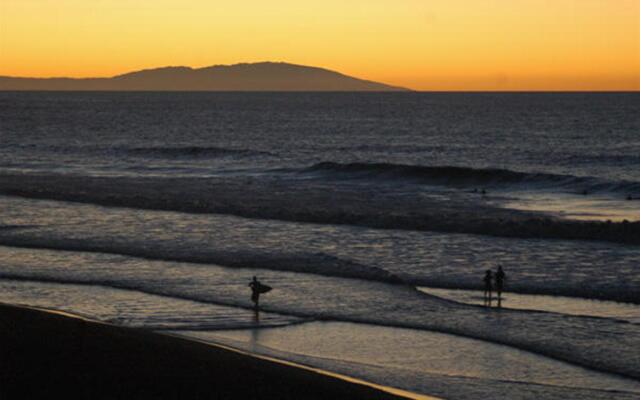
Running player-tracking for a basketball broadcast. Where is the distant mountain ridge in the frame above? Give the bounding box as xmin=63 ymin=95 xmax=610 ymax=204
xmin=0 ymin=62 xmax=409 ymax=91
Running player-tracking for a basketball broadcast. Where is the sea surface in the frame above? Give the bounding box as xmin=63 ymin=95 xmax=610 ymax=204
xmin=0 ymin=92 xmax=639 ymax=399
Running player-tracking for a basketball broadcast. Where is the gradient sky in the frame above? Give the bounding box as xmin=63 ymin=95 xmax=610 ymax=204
xmin=0 ymin=0 xmax=638 ymax=90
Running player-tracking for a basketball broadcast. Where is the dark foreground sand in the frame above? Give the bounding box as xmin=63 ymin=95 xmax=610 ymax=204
xmin=0 ymin=304 xmax=414 ymax=400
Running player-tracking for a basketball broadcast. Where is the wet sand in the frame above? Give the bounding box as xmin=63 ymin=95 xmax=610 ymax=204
xmin=0 ymin=303 xmax=416 ymax=399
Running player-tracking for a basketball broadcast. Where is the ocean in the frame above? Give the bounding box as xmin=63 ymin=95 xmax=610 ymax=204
xmin=0 ymin=92 xmax=639 ymax=399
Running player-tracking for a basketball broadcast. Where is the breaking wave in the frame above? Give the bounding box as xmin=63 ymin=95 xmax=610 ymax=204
xmin=0 ymin=171 xmax=639 ymax=245
xmin=302 ymin=162 xmax=640 ymax=195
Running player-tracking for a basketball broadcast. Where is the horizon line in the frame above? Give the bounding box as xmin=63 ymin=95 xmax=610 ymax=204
xmin=0 ymin=89 xmax=638 ymax=93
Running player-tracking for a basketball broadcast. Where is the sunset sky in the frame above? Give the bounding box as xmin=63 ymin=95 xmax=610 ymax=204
xmin=0 ymin=0 xmax=638 ymax=90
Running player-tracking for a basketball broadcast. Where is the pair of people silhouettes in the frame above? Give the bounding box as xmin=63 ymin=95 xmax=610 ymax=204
xmin=483 ymin=266 xmax=506 ymax=307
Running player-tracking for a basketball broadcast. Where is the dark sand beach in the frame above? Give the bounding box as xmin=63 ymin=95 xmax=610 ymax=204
xmin=0 ymin=303 xmax=416 ymax=399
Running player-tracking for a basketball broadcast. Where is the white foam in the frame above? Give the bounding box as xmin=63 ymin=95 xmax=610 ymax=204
xmin=418 ymin=287 xmax=640 ymax=324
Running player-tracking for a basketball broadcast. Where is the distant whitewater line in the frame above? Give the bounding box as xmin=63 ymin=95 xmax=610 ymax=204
xmin=0 ymin=172 xmax=638 ymax=245
xmin=0 ymin=62 xmax=409 ymax=91
xmin=300 ymin=162 xmax=640 ymax=195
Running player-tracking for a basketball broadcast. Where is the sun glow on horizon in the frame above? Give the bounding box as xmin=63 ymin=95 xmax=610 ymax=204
xmin=0 ymin=0 xmax=638 ymax=90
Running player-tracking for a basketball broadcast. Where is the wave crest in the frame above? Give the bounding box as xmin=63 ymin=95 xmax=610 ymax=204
xmin=304 ymin=162 xmax=640 ymax=195
xmin=1 ymin=172 xmax=639 ymax=245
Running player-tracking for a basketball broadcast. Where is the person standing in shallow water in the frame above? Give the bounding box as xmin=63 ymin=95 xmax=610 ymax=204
xmin=249 ymin=276 xmax=261 ymax=310
xmin=495 ymin=266 xmax=506 ymax=307
xmin=249 ymin=276 xmax=273 ymax=311
xmin=483 ymin=269 xmax=493 ymax=306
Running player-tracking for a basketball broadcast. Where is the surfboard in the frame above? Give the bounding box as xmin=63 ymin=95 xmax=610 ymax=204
xmin=258 ymin=283 xmax=272 ymax=294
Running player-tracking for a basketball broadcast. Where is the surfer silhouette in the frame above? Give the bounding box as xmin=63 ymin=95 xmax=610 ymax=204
xmin=249 ymin=276 xmax=272 ymax=311
xmin=495 ymin=266 xmax=506 ymax=307
xmin=483 ymin=269 xmax=493 ymax=306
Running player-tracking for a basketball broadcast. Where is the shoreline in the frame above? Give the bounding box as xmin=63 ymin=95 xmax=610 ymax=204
xmin=0 ymin=303 xmax=436 ymax=399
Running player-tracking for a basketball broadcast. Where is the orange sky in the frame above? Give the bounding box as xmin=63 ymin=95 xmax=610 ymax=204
xmin=0 ymin=0 xmax=638 ymax=90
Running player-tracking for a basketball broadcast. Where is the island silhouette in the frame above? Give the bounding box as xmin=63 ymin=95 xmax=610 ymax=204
xmin=0 ymin=62 xmax=410 ymax=91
